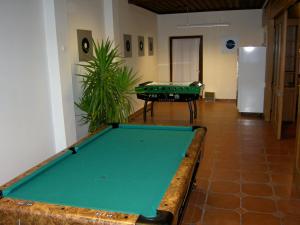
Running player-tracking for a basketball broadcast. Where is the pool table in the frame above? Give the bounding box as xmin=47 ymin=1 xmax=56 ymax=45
xmin=0 ymin=124 xmax=206 ymax=225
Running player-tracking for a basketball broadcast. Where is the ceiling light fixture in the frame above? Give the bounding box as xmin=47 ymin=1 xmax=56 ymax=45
xmin=177 ymin=23 xmax=230 ymax=28
xmin=176 ymin=6 xmax=230 ymax=29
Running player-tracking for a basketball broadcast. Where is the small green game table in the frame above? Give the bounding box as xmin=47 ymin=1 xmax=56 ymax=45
xmin=135 ymin=81 xmax=204 ymax=123
xmin=0 ymin=124 xmax=206 ymax=225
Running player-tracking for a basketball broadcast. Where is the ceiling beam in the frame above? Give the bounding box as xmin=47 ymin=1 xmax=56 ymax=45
xmin=128 ymin=0 xmax=266 ymax=14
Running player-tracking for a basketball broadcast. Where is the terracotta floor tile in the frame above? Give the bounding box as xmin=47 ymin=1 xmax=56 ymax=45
xmin=196 ymin=169 xmax=212 ymax=179
xmin=199 ymin=160 xmax=214 ymax=170
xmin=240 ymin=163 xmax=268 ymax=172
xmin=282 ymin=215 xmax=300 ymax=225
xmin=214 ymin=160 xmax=241 ymax=170
xmin=215 ymin=153 xmax=240 ymax=161
xmin=181 ymin=207 xmax=193 ymax=224
xmin=196 ymin=178 xmax=209 ymax=192
xmin=242 ymin=196 xmax=276 ymax=213
xmin=189 ymin=190 xmax=206 ymax=206
xmin=243 ymin=212 xmax=281 ymax=225
xmin=210 ymin=181 xmax=240 ymax=194
xmin=212 ymin=169 xmax=240 ymax=182
xmin=192 ymin=208 xmax=203 ymax=224
xmin=269 ymin=164 xmax=293 ymax=174
xmin=203 ymin=208 xmax=240 ymax=225
xmin=274 ymin=185 xmax=295 ymax=198
xmin=241 ymin=172 xmax=270 ymax=183
xmin=265 ymin=148 xmax=289 ymax=155
xmin=269 ymin=161 xmax=293 ymax=167
xmin=181 ymin=206 xmax=203 ymax=224
xmin=267 ymin=155 xmax=293 ymax=164
xmin=271 ymin=174 xmax=293 ymax=185
xmin=278 ymin=199 xmax=300 ymax=216
xmin=207 ymin=193 xmax=240 ymax=209
xmin=242 ymin=183 xmax=273 ymax=196
xmin=241 ymin=153 xmax=266 ymax=163
xmin=240 ymin=147 xmax=265 ymax=154
xmin=215 ymin=145 xmax=241 ymax=152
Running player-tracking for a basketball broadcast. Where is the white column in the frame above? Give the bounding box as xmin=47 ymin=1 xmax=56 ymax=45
xmin=103 ymin=0 xmax=120 ymax=44
xmin=43 ymin=0 xmax=67 ymax=151
xmin=43 ymin=0 xmax=77 ymax=152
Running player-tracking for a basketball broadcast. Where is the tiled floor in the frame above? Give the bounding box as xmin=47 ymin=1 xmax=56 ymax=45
xmin=131 ymin=100 xmax=300 ymax=225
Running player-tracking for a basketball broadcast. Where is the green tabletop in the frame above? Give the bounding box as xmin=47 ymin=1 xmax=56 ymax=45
xmin=3 ymin=124 xmax=196 ymax=218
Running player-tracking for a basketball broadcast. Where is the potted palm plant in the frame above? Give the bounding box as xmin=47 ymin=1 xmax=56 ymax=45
xmin=75 ymin=39 xmax=139 ymax=133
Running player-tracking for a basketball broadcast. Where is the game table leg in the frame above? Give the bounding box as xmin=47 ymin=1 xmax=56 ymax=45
xmin=193 ymin=100 xmax=197 ymax=119
xmin=151 ymin=101 xmax=154 ymax=117
xmin=188 ymin=101 xmax=193 ymax=123
xmin=143 ymin=100 xmax=148 ymax=121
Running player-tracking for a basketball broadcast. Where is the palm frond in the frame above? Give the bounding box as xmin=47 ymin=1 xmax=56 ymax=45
xmin=75 ymin=39 xmax=140 ymax=132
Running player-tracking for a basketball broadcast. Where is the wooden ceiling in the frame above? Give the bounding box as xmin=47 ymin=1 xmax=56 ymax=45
xmin=128 ymin=0 xmax=267 ymax=14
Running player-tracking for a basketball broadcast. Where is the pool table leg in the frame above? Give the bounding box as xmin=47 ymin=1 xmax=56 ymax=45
xmin=136 ymin=210 xmax=173 ymax=225
xmin=188 ymin=101 xmax=193 ymax=123
xmin=143 ymin=100 xmax=148 ymax=122
xmin=193 ymin=100 xmax=197 ymax=119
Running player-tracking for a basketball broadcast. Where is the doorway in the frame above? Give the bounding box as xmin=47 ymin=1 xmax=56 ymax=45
xmin=281 ymin=18 xmax=300 ymax=138
xmin=269 ymin=8 xmax=300 ymax=139
xmin=170 ymin=36 xmax=203 ymax=83
xmin=270 ymin=11 xmax=287 ymax=139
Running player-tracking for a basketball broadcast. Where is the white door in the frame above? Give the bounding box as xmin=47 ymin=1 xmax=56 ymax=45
xmin=172 ymin=38 xmax=200 ymax=82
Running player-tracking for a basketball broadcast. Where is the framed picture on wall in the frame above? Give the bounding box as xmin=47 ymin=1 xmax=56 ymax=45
xmin=138 ymin=36 xmax=145 ymax=56
xmin=148 ymin=37 xmax=154 ymax=56
xmin=123 ymin=34 xmax=132 ymax=58
xmin=77 ymin=29 xmax=93 ymax=62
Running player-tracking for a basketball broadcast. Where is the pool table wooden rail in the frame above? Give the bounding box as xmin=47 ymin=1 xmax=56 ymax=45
xmin=0 ymin=125 xmax=206 ymax=225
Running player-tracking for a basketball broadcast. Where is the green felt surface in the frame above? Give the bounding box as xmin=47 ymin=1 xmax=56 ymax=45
xmin=135 ymin=85 xmax=201 ymax=94
xmin=5 ymin=125 xmax=195 ymax=218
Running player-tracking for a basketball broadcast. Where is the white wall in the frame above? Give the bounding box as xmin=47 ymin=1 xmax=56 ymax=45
xmin=42 ymin=0 xmax=78 ymax=151
xmin=0 ymin=0 xmax=54 ymax=185
xmin=66 ymin=0 xmax=158 ymax=138
xmin=114 ymin=0 xmax=158 ymax=110
xmin=157 ymin=10 xmax=264 ymax=99
xmin=71 ymin=0 xmax=159 ymax=138
xmin=53 ymin=0 xmax=77 ymax=148
xmin=66 ymin=0 xmax=105 ymax=139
